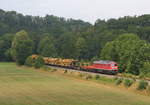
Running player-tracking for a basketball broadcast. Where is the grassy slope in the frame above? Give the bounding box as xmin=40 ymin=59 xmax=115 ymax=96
xmin=0 ymin=63 xmax=150 ymax=105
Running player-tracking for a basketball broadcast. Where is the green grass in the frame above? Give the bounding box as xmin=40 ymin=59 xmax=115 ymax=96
xmin=0 ymin=62 xmax=150 ymax=105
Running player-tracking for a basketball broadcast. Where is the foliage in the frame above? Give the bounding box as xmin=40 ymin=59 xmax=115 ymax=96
xmin=75 ymin=37 xmax=88 ymax=59
xmin=115 ymin=78 xmax=123 ymax=85
xmin=85 ymin=74 xmax=92 ymax=80
xmin=123 ymin=79 xmax=134 ymax=87
xmin=94 ymin=74 xmax=100 ymax=80
xmin=140 ymin=62 xmax=150 ymax=77
xmin=25 ymin=56 xmax=35 ymax=67
xmin=38 ymin=35 xmax=57 ymax=57
xmin=0 ymin=33 xmax=14 ymax=61
xmin=11 ymin=30 xmax=33 ymax=65
xmin=64 ymin=70 xmax=68 ymax=73
xmin=101 ymin=33 xmax=150 ymax=75
xmin=147 ymin=85 xmax=150 ymax=93
xmin=50 ymin=69 xmax=57 ymax=72
xmin=34 ymin=56 xmax=44 ymax=69
xmin=79 ymin=73 xmax=85 ymax=77
xmin=56 ymin=33 xmax=77 ymax=58
xmin=137 ymin=80 xmax=148 ymax=90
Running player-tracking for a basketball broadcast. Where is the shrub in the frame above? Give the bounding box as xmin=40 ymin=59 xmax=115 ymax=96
xmin=85 ymin=74 xmax=92 ymax=80
xmin=70 ymin=71 xmax=73 ymax=74
xmin=42 ymin=66 xmax=50 ymax=71
xmin=140 ymin=62 xmax=150 ymax=77
xmin=123 ymin=79 xmax=134 ymax=87
xmin=147 ymin=85 xmax=150 ymax=93
xmin=114 ymin=77 xmax=118 ymax=80
xmin=79 ymin=73 xmax=84 ymax=77
xmin=34 ymin=56 xmax=44 ymax=69
xmin=51 ymin=69 xmax=57 ymax=72
xmin=94 ymin=75 xmax=100 ymax=80
xmin=137 ymin=80 xmax=148 ymax=90
xmin=115 ymin=78 xmax=123 ymax=85
xmin=25 ymin=56 xmax=35 ymax=67
xmin=64 ymin=70 xmax=68 ymax=73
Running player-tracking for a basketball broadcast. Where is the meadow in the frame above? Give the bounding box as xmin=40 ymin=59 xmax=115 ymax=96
xmin=0 ymin=62 xmax=150 ymax=105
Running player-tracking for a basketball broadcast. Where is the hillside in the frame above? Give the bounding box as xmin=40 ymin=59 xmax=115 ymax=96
xmin=0 ymin=63 xmax=150 ymax=105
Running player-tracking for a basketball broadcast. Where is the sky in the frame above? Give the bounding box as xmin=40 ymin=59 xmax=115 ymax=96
xmin=0 ymin=0 xmax=150 ymax=23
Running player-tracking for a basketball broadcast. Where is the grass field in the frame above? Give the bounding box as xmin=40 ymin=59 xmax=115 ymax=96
xmin=0 ymin=63 xmax=150 ymax=105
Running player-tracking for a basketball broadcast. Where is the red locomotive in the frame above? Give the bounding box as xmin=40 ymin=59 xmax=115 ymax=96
xmin=82 ymin=60 xmax=118 ymax=74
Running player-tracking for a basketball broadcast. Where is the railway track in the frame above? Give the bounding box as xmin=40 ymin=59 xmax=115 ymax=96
xmin=47 ymin=65 xmax=150 ymax=85
xmin=47 ymin=65 xmax=123 ymax=79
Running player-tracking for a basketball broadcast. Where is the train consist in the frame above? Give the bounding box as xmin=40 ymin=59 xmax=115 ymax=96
xmin=32 ymin=55 xmax=118 ymax=75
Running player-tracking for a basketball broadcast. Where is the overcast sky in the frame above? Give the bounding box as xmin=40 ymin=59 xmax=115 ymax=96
xmin=0 ymin=0 xmax=149 ymax=23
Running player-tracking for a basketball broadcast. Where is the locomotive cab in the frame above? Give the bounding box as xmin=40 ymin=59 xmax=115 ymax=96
xmin=110 ymin=63 xmax=118 ymax=72
xmin=83 ymin=60 xmax=118 ymax=75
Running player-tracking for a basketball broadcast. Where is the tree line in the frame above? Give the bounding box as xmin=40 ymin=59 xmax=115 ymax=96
xmin=0 ymin=9 xmax=150 ymax=76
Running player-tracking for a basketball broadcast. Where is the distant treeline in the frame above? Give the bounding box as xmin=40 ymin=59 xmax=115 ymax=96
xmin=0 ymin=9 xmax=150 ymax=76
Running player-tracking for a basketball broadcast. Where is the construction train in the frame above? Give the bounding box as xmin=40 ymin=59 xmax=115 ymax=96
xmin=32 ymin=55 xmax=118 ymax=75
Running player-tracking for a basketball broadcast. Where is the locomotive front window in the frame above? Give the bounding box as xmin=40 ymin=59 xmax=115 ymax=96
xmin=112 ymin=64 xmax=117 ymax=66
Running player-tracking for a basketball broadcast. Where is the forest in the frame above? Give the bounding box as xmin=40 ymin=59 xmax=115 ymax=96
xmin=0 ymin=9 xmax=150 ymax=76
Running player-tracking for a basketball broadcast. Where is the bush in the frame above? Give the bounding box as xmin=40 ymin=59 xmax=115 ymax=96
xmin=147 ymin=85 xmax=150 ymax=93
xmin=94 ymin=75 xmax=100 ymax=80
xmin=137 ymin=80 xmax=148 ymax=90
xmin=42 ymin=66 xmax=51 ymax=71
xmin=140 ymin=62 xmax=150 ymax=77
xmin=79 ymin=73 xmax=84 ymax=77
xmin=64 ymin=70 xmax=68 ymax=73
xmin=51 ymin=69 xmax=57 ymax=72
xmin=114 ymin=77 xmax=118 ymax=80
xmin=25 ymin=56 xmax=35 ymax=67
xmin=123 ymin=79 xmax=134 ymax=87
xmin=115 ymin=78 xmax=123 ymax=85
xmin=85 ymin=74 xmax=92 ymax=80
xmin=34 ymin=56 xmax=44 ymax=69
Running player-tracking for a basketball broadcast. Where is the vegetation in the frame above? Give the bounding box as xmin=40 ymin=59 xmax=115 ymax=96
xmin=123 ymin=79 xmax=134 ymax=87
xmin=11 ymin=30 xmax=33 ymax=65
xmin=38 ymin=35 xmax=57 ymax=57
xmin=0 ymin=9 xmax=150 ymax=77
xmin=115 ymin=78 xmax=123 ymax=85
xmin=1 ymin=63 xmax=150 ymax=105
xmin=34 ymin=56 xmax=44 ymax=69
xmin=94 ymin=74 xmax=100 ymax=80
xmin=25 ymin=55 xmax=44 ymax=68
xmin=63 ymin=70 xmax=68 ymax=73
xmin=101 ymin=34 xmax=150 ymax=75
xmin=85 ymin=74 xmax=92 ymax=80
xmin=137 ymin=80 xmax=148 ymax=90
xmin=25 ymin=56 xmax=35 ymax=67
xmin=140 ymin=62 xmax=150 ymax=77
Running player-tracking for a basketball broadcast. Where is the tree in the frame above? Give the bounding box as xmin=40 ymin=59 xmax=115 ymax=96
xmin=34 ymin=56 xmax=44 ymax=69
xmin=140 ymin=62 xmax=150 ymax=77
xmin=25 ymin=56 xmax=35 ymax=67
xmin=57 ymin=33 xmax=77 ymax=58
xmin=11 ymin=30 xmax=33 ymax=65
xmin=0 ymin=33 xmax=14 ymax=61
xmin=75 ymin=37 xmax=88 ymax=60
xmin=38 ymin=36 xmax=57 ymax=57
xmin=100 ymin=33 xmax=150 ymax=75
xmin=100 ymin=41 xmax=119 ymax=61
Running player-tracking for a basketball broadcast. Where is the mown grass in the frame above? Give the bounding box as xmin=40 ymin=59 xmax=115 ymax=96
xmin=0 ymin=62 xmax=150 ymax=105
